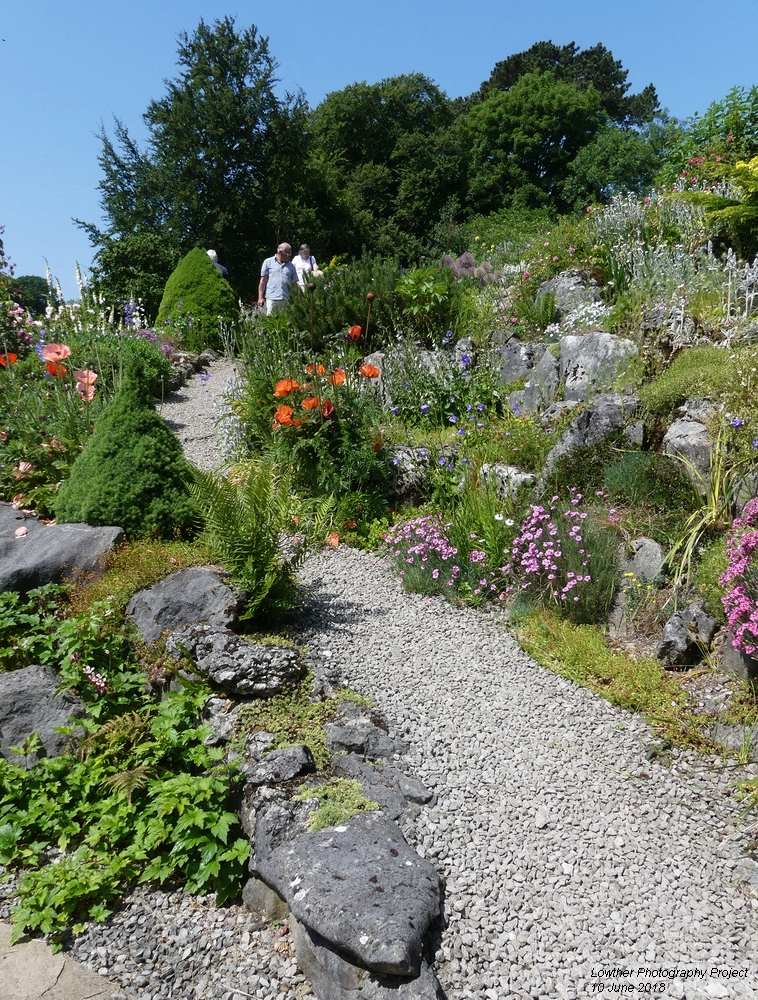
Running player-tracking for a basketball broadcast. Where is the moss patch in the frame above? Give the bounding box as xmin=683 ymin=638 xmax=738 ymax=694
xmin=295 ymin=778 xmax=379 ymax=831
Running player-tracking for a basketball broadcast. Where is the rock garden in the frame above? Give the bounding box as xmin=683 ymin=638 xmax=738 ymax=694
xmin=4 ymin=184 xmax=758 ymax=998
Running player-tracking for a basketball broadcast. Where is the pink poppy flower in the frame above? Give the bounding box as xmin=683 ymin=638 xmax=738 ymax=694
xmin=42 ymin=343 xmax=72 ymax=362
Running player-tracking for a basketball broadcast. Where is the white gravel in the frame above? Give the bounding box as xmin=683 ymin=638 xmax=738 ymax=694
xmin=293 ymin=547 xmax=758 ymax=1000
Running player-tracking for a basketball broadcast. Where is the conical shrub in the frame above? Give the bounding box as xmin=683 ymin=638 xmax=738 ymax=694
xmin=157 ymin=247 xmax=238 ymax=353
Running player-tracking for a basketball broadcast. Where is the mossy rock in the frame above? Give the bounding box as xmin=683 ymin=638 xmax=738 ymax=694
xmin=640 ymin=346 xmax=734 ymax=415
xmin=157 ymin=247 xmax=238 ymax=353
xmin=55 ymin=359 xmax=197 ymax=539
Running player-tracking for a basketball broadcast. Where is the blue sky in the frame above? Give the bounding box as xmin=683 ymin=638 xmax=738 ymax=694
xmin=2 ymin=0 xmax=757 ymax=299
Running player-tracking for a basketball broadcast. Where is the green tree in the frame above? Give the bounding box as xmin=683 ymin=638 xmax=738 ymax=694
xmin=83 ymin=17 xmax=309 ymax=300
xmin=476 ymin=40 xmax=658 ymax=126
xmin=7 ymin=275 xmax=52 ymax=317
xmin=88 ymin=231 xmax=183 ymax=321
xmin=462 ymin=71 xmax=605 ymax=215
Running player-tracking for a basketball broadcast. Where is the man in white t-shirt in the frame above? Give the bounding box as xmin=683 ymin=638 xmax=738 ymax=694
xmin=292 ymin=244 xmax=323 ymax=288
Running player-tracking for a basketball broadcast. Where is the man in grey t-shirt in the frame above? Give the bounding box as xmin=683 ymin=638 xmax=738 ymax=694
xmin=258 ymin=243 xmax=298 ymax=315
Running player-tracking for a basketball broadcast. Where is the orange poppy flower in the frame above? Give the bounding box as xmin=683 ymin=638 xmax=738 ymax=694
xmin=0 ymin=352 xmax=18 ymax=366
xmin=41 ymin=343 xmax=71 ymax=362
xmin=274 ymin=378 xmax=299 ymax=397
xmin=327 ymin=368 xmax=346 ymax=386
xmin=326 ymin=531 xmax=340 ymax=547
xmin=305 ymin=363 xmax=326 ymax=375
xmin=348 ymin=325 xmax=361 ymax=341
xmin=302 ymin=396 xmax=321 ymax=410
xmin=46 ymin=362 xmax=67 ymax=377
xmin=359 ymin=363 xmax=380 ymax=378
xmin=321 ymin=399 xmax=335 ymax=418
xmin=273 ymin=404 xmax=295 ymax=426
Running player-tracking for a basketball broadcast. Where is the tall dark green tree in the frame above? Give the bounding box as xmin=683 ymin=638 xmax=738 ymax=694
xmin=476 ymin=40 xmax=658 ymax=126
xmin=82 ymin=17 xmax=312 ymax=300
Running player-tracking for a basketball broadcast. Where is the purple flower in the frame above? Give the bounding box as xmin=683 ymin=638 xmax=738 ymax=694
xmin=449 ymin=414 xmax=457 ymax=423
xmin=438 ymin=456 xmax=447 ymax=466
xmin=460 ymin=355 xmax=471 ymax=366
xmin=732 ymin=417 xmax=744 ymax=428
xmin=420 ymin=404 xmax=430 ymax=414
xmin=390 ymin=406 xmax=399 ymax=416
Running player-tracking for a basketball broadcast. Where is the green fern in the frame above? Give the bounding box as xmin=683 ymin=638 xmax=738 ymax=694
xmin=102 ymin=765 xmax=154 ymax=805
xmin=188 ymin=459 xmax=335 ymax=619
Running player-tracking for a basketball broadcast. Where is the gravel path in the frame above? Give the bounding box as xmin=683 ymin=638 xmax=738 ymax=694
xmin=293 ymin=548 xmax=758 ymax=999
xmin=6 ymin=362 xmax=756 ymax=1000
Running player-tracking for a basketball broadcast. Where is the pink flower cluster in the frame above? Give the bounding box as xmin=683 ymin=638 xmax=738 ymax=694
xmin=384 ymin=514 xmax=462 ymax=587
xmin=720 ymin=497 xmax=758 ymax=655
xmin=83 ymin=664 xmax=108 ymax=693
xmin=501 ymin=488 xmax=591 ymax=604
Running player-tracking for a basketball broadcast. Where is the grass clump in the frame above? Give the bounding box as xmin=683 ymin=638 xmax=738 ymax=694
xmin=295 ymin=778 xmax=379 ymax=832
xmin=514 ymin=608 xmax=713 ymax=749
xmin=693 ymin=537 xmax=729 ymax=623
xmin=640 ymin=345 xmax=734 ymax=415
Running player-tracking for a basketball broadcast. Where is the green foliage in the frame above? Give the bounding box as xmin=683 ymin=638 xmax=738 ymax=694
xmin=462 ymin=71 xmax=605 ymax=215
xmin=2 ymin=685 xmax=249 ymax=949
xmin=395 ymin=265 xmax=476 ymax=345
xmin=476 ymin=40 xmax=658 ymax=127
xmin=693 ymin=537 xmax=729 ymax=622
xmin=0 ymin=584 xmax=67 ymax=671
xmin=230 ymin=681 xmax=338 ymax=769
xmin=157 ymin=247 xmax=239 ymax=353
xmin=7 ymin=275 xmax=53 ymax=317
xmin=188 ymin=459 xmax=335 ymax=619
xmin=55 ymin=358 xmax=197 ymax=539
xmin=89 ymin=231 xmax=183 ymax=321
xmin=640 ymin=346 xmax=735 ymax=415
xmin=295 ymin=779 xmax=379 ymax=832
xmin=283 ymin=252 xmax=401 ymax=353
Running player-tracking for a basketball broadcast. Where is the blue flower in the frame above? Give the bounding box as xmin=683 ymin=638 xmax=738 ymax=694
xmin=466 ymin=404 xmax=473 ymax=412
xmin=732 ymin=417 xmax=744 ymax=428
xmin=438 ymin=457 xmax=447 ymax=466
xmin=403 ymin=380 xmax=409 ymax=388
xmin=476 ymin=422 xmax=483 ymax=429
xmin=390 ymin=406 xmax=399 ymax=416
xmin=420 ymin=404 xmax=430 ymax=414
xmin=476 ymin=402 xmax=485 ymax=412
xmin=457 ymin=428 xmax=465 ymax=436
xmin=448 ymin=415 xmax=457 ymax=423
xmin=460 ymin=355 xmax=471 ymax=366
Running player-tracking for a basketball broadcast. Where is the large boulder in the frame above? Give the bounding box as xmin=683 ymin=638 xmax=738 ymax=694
xmin=166 ymin=623 xmax=304 ymax=696
xmin=255 ymin=810 xmax=441 ymax=977
xmin=292 ymin=918 xmax=443 ymax=1000
xmin=126 ymin=566 xmax=241 ymax=643
xmin=541 ymin=394 xmax=641 ymax=480
xmin=0 ymin=664 xmax=84 ymax=766
xmin=662 ymin=417 xmax=712 ymax=491
xmin=0 ymin=503 xmax=123 ymax=594
xmin=331 ymin=755 xmax=433 ymax=822
xmin=479 ymin=464 xmax=536 ymax=498
xmin=537 ymin=269 xmax=601 ymax=321
xmin=560 ymin=332 xmax=638 ymax=402
xmin=521 ymin=348 xmax=560 ymax=413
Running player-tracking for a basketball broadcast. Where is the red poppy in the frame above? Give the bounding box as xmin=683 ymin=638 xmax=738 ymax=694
xmin=321 ymin=399 xmax=335 ymax=418
xmin=0 ymin=353 xmax=18 ymax=367
xmin=274 ymin=378 xmax=299 ymax=397
xmin=302 ymin=396 xmax=321 ymax=410
xmin=359 ymin=363 xmax=380 ymax=378
xmin=373 ymin=431 xmax=383 ymax=453
xmin=46 ymin=362 xmax=67 ymax=377
xmin=273 ymin=404 xmax=295 ymax=426
xmin=305 ymin=363 xmax=326 ymax=375
xmin=327 ymin=368 xmax=346 ymax=386
xmin=348 ymin=325 xmax=361 ymax=342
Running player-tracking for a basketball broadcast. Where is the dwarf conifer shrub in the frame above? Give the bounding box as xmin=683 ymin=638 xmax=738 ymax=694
xmin=157 ymin=247 xmax=238 ymax=353
xmin=55 ymin=359 xmax=196 ymax=538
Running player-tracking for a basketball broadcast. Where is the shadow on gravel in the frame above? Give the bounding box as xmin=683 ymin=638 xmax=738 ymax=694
xmin=287 ymin=575 xmax=392 ymax=634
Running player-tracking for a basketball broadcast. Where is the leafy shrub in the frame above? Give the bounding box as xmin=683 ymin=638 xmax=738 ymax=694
xmin=284 ymin=251 xmax=401 ymax=353
xmin=395 ymin=264 xmax=476 ymax=346
xmin=55 ymin=359 xmax=196 ymax=539
xmin=157 ymin=247 xmax=239 ymax=353
xmin=188 ymin=459 xmax=335 ymax=619
xmin=1 ymin=686 xmax=248 ymax=948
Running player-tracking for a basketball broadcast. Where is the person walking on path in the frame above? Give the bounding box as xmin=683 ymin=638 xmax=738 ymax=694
xmin=206 ymin=249 xmax=228 ymax=278
xmin=258 ymin=243 xmax=298 ymax=314
xmin=292 ymin=243 xmax=323 ymax=289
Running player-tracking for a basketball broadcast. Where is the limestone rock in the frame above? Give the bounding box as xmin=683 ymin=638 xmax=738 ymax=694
xmin=662 ymin=418 xmax=712 ymax=490
xmin=243 ymin=745 xmax=316 ymax=787
xmin=0 ymin=503 xmax=123 ymax=595
xmin=657 ymin=608 xmax=720 ymax=668
xmin=0 ymin=664 xmax=84 ymax=766
xmin=541 ymin=394 xmax=641 ymax=480
xmin=537 ymin=269 xmax=601 ymax=321
xmin=291 ymin=918 xmax=443 ymax=1000
xmin=560 ymin=332 xmax=638 ymax=402
xmin=126 ymin=567 xmax=241 ymax=644
xmin=522 ymin=347 xmax=560 ymax=412
xmin=479 ymin=464 xmax=535 ymax=498
xmin=620 ymin=538 xmax=666 ymax=584
xmin=166 ymin=624 xmax=303 ymax=696
xmin=256 ymin=811 xmax=441 ymax=976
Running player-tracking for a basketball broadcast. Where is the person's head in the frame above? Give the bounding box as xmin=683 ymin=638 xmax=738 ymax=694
xmin=276 ymin=243 xmax=292 ymax=261
xmin=207 ymin=249 xmax=218 ymax=263
xmin=299 ymin=244 xmax=310 ymax=259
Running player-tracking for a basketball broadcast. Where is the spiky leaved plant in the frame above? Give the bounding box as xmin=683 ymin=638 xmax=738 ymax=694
xmin=189 ymin=459 xmax=335 ymax=619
